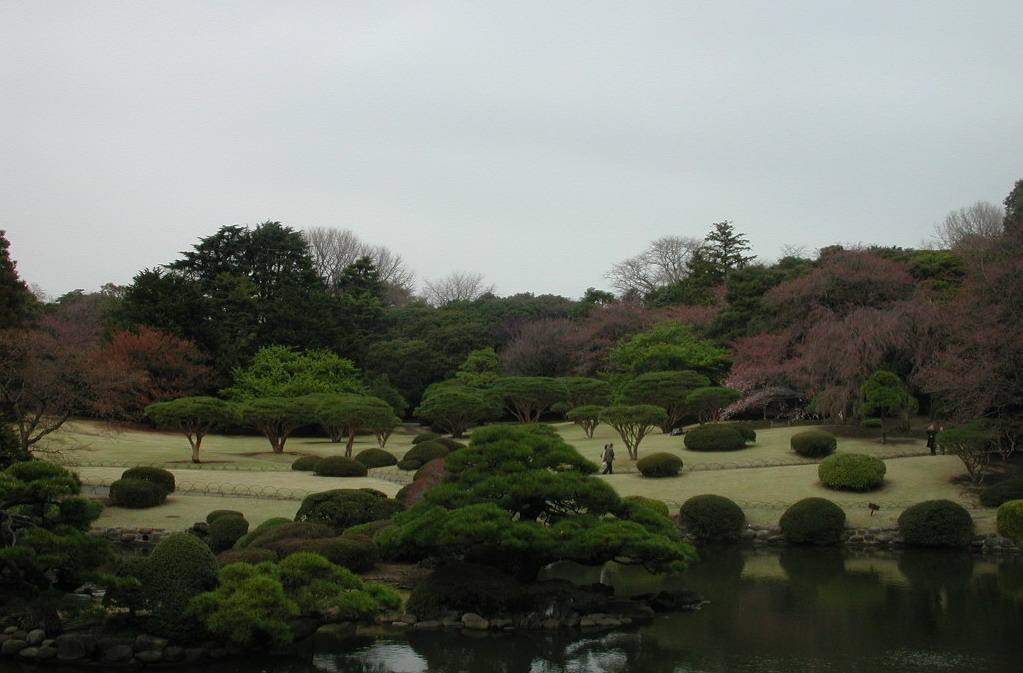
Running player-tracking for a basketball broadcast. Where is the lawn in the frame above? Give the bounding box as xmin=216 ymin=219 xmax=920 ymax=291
xmin=39 ymin=417 xmax=993 ymax=533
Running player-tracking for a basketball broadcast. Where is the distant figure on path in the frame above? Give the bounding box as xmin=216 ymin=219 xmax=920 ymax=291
xmin=601 ymin=443 xmax=615 ymax=474
xmin=926 ymin=424 xmax=938 ymax=455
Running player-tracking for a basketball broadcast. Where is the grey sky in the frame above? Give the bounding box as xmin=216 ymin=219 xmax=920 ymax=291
xmin=3 ymin=1 xmax=1021 ymax=301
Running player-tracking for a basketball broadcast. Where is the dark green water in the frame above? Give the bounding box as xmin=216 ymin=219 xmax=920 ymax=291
xmin=14 ymin=547 xmax=1023 ymax=673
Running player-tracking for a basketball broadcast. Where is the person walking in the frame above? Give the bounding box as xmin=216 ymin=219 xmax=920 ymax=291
xmin=926 ymin=424 xmax=938 ymax=455
xmin=601 ymin=443 xmax=615 ymax=474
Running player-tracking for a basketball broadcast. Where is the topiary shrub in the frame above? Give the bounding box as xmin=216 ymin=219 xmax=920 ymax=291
xmin=109 ymin=478 xmax=167 ymax=508
xmin=344 ymin=519 xmax=393 ymax=539
xmin=134 ymin=532 xmax=219 ymax=637
xmin=780 ymin=497 xmax=846 ymax=545
xmin=723 ymin=423 xmax=757 ymax=442
xmin=295 ymin=488 xmax=405 ymax=533
xmin=434 ymin=437 xmax=467 ymax=451
xmin=243 ymin=521 xmax=335 ymax=551
xmin=314 ymin=456 xmax=369 ymax=477
xmin=997 ymin=500 xmax=1023 ymax=542
xmin=636 ymin=452 xmax=684 ymax=477
xmin=215 ymin=547 xmax=277 ymax=567
xmin=818 ymin=453 xmax=886 ymax=491
xmin=622 ymin=495 xmax=671 ymax=519
xmin=291 ymin=455 xmax=324 ymax=472
xmin=898 ymin=499 xmax=974 ymax=547
xmin=354 ymin=448 xmax=398 ymax=469
xmin=256 ymin=517 xmax=293 ymax=530
xmin=208 ymin=513 xmax=250 ymax=552
xmin=399 ymin=441 xmax=450 ymax=470
xmin=791 ymin=430 xmax=838 ymax=458
xmin=411 ymin=432 xmax=442 ymax=445
xmin=980 ymin=479 xmax=1023 ymax=508
xmin=206 ymin=509 xmax=244 ymax=524
xmin=121 ymin=466 xmax=176 ymax=494
xmin=680 ymin=494 xmax=746 ymax=542
xmin=684 ymin=424 xmax=746 ymax=452
xmin=272 ymin=533 xmax=379 ymax=572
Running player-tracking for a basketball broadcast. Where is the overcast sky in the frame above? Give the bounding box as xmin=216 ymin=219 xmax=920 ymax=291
xmin=3 ymin=1 xmax=1021 ymax=301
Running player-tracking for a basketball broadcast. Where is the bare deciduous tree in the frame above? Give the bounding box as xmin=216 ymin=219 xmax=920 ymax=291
xmin=933 ymin=201 xmax=1004 ymax=251
xmin=422 ymin=271 xmax=495 ymax=306
xmin=303 ymin=227 xmax=416 ymax=300
xmin=605 ymin=235 xmax=704 ymax=296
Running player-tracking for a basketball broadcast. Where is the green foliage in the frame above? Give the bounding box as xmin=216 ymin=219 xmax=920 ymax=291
xmin=490 ymin=376 xmax=565 ymax=423
xmin=606 ymin=321 xmax=730 ymax=380
xmin=291 ymin=455 xmax=324 ymax=472
xmin=620 ymin=370 xmax=711 ymax=432
xmin=636 ymin=452 xmax=684 ymax=478
xmin=858 ymin=370 xmax=908 ymax=443
xmin=898 ymin=500 xmax=974 ymax=547
xmin=313 ymin=456 xmax=369 ymax=478
xmin=780 ymin=498 xmax=846 ymax=545
xmin=270 ymin=533 xmax=379 ymax=572
xmin=207 ymin=509 xmax=244 ymax=523
xmin=0 ymin=422 xmax=29 ymax=469
xmin=790 ymin=430 xmax=838 ymax=458
xmin=565 ymin=405 xmax=605 ymax=438
xmin=860 ymin=418 xmax=882 ymax=428
xmin=0 ymin=230 xmax=39 ymax=329
xmin=243 ymin=522 xmax=335 ymax=550
xmin=237 ymin=396 xmax=318 ymax=454
xmin=411 ymin=432 xmax=442 ymax=444
xmin=680 ymin=494 xmax=746 ymax=542
xmin=215 ymin=548 xmax=277 ymax=568
xmin=189 ymin=552 xmax=400 ymax=646
xmin=406 ymin=562 xmax=561 ymax=619
xmin=621 ymin=495 xmax=671 ymax=518
xmin=996 ymin=500 xmax=1023 ymax=542
xmin=209 ymin=514 xmax=250 ymax=552
xmin=108 ymin=478 xmax=168 ymax=508
xmin=121 ymin=466 xmax=176 ymax=494
xmin=400 ymin=440 xmax=450 ymax=469
xmin=600 ymin=404 xmax=668 ymax=460
xmin=354 ymin=447 xmax=398 ymax=468
xmin=221 ymin=345 xmax=364 ymax=401
xmin=980 ymin=479 xmax=1023 ymax=507
xmin=818 ymin=453 xmax=886 ymax=491
xmin=453 ymin=348 xmax=501 ymax=388
xmin=145 ymin=397 xmax=239 ymax=463
xmin=684 ymin=424 xmax=746 ymax=452
xmin=133 ymin=532 xmax=220 ymax=637
xmin=434 ymin=437 xmax=467 ymax=451
xmin=723 ymin=423 xmax=757 ymax=442
xmin=308 ymin=392 xmax=400 ymax=455
xmin=295 ymin=488 xmax=405 ymax=534
xmin=686 ymin=387 xmax=742 ymax=424
xmin=414 ymin=381 xmax=502 ymax=438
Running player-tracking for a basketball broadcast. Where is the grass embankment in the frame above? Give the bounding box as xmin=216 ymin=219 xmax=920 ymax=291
xmin=40 ymin=418 xmax=994 ymax=533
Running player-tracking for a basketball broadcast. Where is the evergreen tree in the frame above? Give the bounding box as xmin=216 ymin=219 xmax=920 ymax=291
xmin=0 ymin=231 xmax=38 ymax=328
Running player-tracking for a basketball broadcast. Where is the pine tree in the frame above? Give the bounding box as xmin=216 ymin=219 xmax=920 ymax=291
xmin=0 ymin=231 xmax=38 ymax=328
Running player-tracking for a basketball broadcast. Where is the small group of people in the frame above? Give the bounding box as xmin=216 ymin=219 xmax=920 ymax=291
xmin=600 ymin=443 xmax=615 ymax=474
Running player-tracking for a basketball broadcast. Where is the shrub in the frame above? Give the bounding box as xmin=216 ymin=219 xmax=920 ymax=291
xmin=997 ymin=500 xmax=1023 ymax=542
xmin=636 ymin=452 xmax=684 ymax=477
xmin=860 ymin=418 xmax=882 ymax=428
xmin=209 ymin=513 xmax=250 ymax=552
xmin=215 ymin=547 xmax=277 ymax=567
xmin=295 ymin=488 xmax=405 ymax=533
xmin=121 ymin=466 xmax=176 ymax=494
xmin=680 ymin=494 xmax=746 ymax=542
xmin=206 ymin=509 xmax=244 ymax=524
xmin=344 ymin=519 xmax=393 ymax=539
xmin=256 ymin=517 xmax=293 ymax=530
xmin=818 ymin=453 xmax=886 ymax=491
xmin=683 ymin=424 xmax=746 ymax=452
xmin=109 ymin=478 xmax=167 ymax=508
xmin=980 ymin=479 xmax=1023 ymax=507
xmin=291 ymin=455 xmax=324 ymax=472
xmin=780 ymin=497 xmax=846 ymax=545
xmin=622 ymin=495 xmax=671 ymax=519
xmin=791 ymin=430 xmax=837 ymax=458
xmin=400 ymin=441 xmax=450 ymax=468
xmin=435 ymin=437 xmax=467 ymax=451
xmin=723 ymin=423 xmax=757 ymax=442
xmin=244 ymin=521 xmax=335 ymax=551
xmin=135 ymin=532 xmax=219 ymax=637
xmin=314 ymin=456 xmax=369 ymax=478
xmin=0 ymin=423 xmax=29 ymax=469
xmin=898 ymin=500 xmax=974 ymax=547
xmin=354 ymin=448 xmax=398 ymax=469
xmin=406 ymin=561 xmax=558 ymax=618
xmin=272 ymin=533 xmax=379 ymax=572
xmin=411 ymin=432 xmax=442 ymax=444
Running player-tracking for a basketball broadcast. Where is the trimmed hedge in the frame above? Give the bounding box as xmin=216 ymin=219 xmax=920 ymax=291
xmin=209 ymin=513 xmax=249 ymax=552
xmin=271 ymin=533 xmax=379 ymax=572
xmin=636 ymin=452 xmax=684 ymax=477
xmin=434 ymin=437 xmax=467 ymax=451
xmin=791 ymin=430 xmax=837 ymax=458
xmin=314 ymin=456 xmax=369 ymax=478
xmin=411 ymin=432 xmax=442 ymax=445
xmin=206 ymin=509 xmax=244 ymax=524
xmin=354 ymin=448 xmax=398 ymax=469
xmin=898 ymin=499 xmax=973 ymax=547
xmin=291 ymin=455 xmax=324 ymax=472
xmin=243 ymin=521 xmax=335 ymax=550
xmin=622 ymin=495 xmax=671 ymax=519
xmin=818 ymin=453 xmax=886 ymax=491
xmin=121 ymin=466 xmax=176 ymax=494
xmin=683 ymin=424 xmax=746 ymax=452
xmin=980 ymin=479 xmax=1023 ymax=508
xmin=109 ymin=478 xmax=167 ymax=508
xmin=680 ymin=494 xmax=746 ymax=542
xmin=723 ymin=423 xmax=757 ymax=442
xmin=135 ymin=532 xmax=219 ymax=636
xmin=215 ymin=548 xmax=277 ymax=568
xmin=997 ymin=500 xmax=1023 ymax=542
xmin=295 ymin=488 xmax=405 ymax=533
xmin=780 ymin=497 xmax=846 ymax=545
xmin=399 ymin=441 xmax=450 ymax=470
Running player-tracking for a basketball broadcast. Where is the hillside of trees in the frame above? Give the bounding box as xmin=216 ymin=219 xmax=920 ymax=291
xmin=2 ymin=177 xmax=1021 ymax=459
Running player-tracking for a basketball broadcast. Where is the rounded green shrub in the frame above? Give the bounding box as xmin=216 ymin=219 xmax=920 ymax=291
xmin=636 ymin=452 xmax=684 ymax=477
xmin=683 ymin=424 xmax=746 ymax=452
xmin=401 ymin=441 xmax=450 ymax=468
xmin=354 ymin=448 xmax=398 ymax=469
xmin=295 ymin=488 xmax=405 ymax=533
xmin=791 ymin=430 xmax=838 ymax=458
xmin=680 ymin=494 xmax=746 ymax=542
xmin=256 ymin=517 xmax=293 ymax=530
xmin=136 ymin=532 xmax=219 ymax=635
xmin=109 ymin=478 xmax=167 ymax=508
xmin=434 ymin=437 xmax=467 ymax=451
xmin=121 ymin=466 xmax=176 ymax=494
xmin=396 ymin=459 xmax=421 ymax=471
xmin=622 ymin=495 xmax=671 ymax=519
xmin=215 ymin=547 xmax=277 ymax=567
xmin=206 ymin=509 xmax=244 ymax=524
xmin=818 ymin=453 xmax=886 ymax=491
xmin=5 ymin=460 xmax=82 ymax=487
xmin=344 ymin=519 xmax=393 ymax=539
xmin=997 ymin=500 xmax=1023 ymax=542
xmin=860 ymin=418 xmax=883 ymax=428
xmin=244 ymin=521 xmax=335 ymax=551
xmin=291 ymin=455 xmax=324 ymax=472
xmin=723 ymin=423 xmax=757 ymax=442
xmin=780 ymin=497 xmax=846 ymax=545
xmin=980 ymin=479 xmax=1023 ymax=508
xmin=898 ymin=500 xmax=974 ymax=547
xmin=209 ymin=513 xmax=250 ymax=552
xmin=314 ymin=456 xmax=369 ymax=477
xmin=411 ymin=432 xmax=442 ymax=445
xmin=272 ymin=533 xmax=379 ymax=572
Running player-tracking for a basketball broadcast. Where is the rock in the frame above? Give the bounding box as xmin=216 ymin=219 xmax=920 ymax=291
xmin=55 ymin=634 xmax=93 ymax=661
xmin=315 ymin=623 xmax=357 ymax=637
xmin=3 ymin=626 xmax=17 ymax=634
xmin=103 ymin=644 xmax=135 ymax=663
xmin=541 ymin=618 xmax=560 ymax=629
xmin=11 ymin=630 xmax=28 ymax=641
xmin=134 ymin=633 xmax=170 ymax=652
xmin=17 ymin=646 xmax=39 ymax=659
xmin=135 ymin=649 xmax=164 ymax=664
xmin=2 ymin=639 xmax=28 ymax=656
xmin=162 ymin=646 xmax=186 ymax=663
xmin=413 ymin=621 xmax=441 ymax=629
xmin=26 ymin=629 xmax=45 ymax=645
xmin=461 ymin=613 xmax=489 ymax=630
xmin=35 ymin=645 xmax=57 ymax=660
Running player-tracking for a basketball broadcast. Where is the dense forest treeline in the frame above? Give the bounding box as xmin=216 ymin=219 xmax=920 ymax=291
xmin=1 ymin=177 xmax=1021 ymax=455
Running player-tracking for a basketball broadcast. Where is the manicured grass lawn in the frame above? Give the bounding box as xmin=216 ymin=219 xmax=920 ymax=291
xmin=42 ymin=417 xmax=991 ymax=533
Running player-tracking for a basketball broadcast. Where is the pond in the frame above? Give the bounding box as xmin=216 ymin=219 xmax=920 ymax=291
xmin=13 ymin=546 xmax=1023 ymax=673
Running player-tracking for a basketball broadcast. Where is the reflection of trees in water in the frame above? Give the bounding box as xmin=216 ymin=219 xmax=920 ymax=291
xmin=780 ymin=545 xmax=846 ymax=582
xmin=997 ymin=559 xmax=1023 ymax=601
xmin=898 ymin=549 xmax=973 ymax=592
